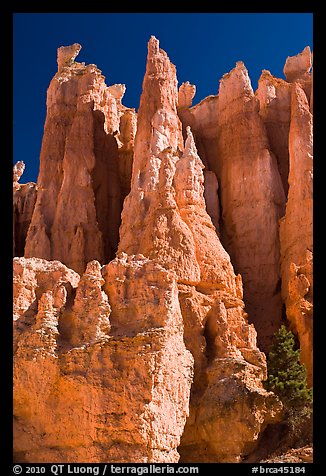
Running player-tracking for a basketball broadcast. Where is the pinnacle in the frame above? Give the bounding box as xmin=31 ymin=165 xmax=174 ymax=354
xmin=148 ymin=35 xmax=160 ymax=56
xmin=183 ymin=126 xmax=199 ymax=158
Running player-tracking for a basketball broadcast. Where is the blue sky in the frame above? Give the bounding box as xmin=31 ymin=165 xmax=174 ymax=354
xmin=13 ymin=13 xmax=313 ymax=183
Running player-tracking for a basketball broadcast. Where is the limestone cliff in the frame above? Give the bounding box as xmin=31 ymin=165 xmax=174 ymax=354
xmin=13 ymin=39 xmax=313 ymax=463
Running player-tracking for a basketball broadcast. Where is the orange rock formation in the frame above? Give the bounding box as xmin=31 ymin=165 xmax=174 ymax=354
xmin=13 ymin=39 xmax=313 ymax=463
xmin=119 ymin=36 xmax=281 ymax=461
xmin=256 ymin=70 xmax=292 ymax=196
xmin=216 ymin=61 xmax=286 ymax=351
xmin=13 ymin=161 xmax=37 ymax=257
xmin=14 ymin=256 xmax=193 ymax=462
xmin=24 ymin=44 xmax=136 ymax=274
xmin=179 ymin=63 xmax=286 ymax=351
xmin=178 ymin=49 xmax=313 ymax=361
xmin=280 ymin=81 xmax=313 ymax=385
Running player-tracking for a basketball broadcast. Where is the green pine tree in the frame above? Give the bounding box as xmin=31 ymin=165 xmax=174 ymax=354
xmin=264 ymin=325 xmax=312 ymax=429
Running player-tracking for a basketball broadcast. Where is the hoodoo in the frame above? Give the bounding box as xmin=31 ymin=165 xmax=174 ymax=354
xmin=13 ymin=38 xmax=313 ymax=463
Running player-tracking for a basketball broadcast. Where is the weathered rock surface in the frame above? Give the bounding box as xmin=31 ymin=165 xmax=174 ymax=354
xmin=118 ymin=37 xmax=282 ymax=462
xmin=24 ymin=44 xmax=136 ymax=274
xmin=284 ymin=46 xmax=312 ymax=83
xmin=13 ymin=161 xmax=26 ymax=186
xmin=178 ymin=91 xmax=219 ymax=171
xmin=256 ymin=47 xmax=313 ymax=200
xmin=279 ymin=82 xmax=313 ymax=386
xmin=13 ymin=256 xmax=193 ymax=462
xmin=203 ymin=169 xmax=220 ymax=233
xmin=284 ymin=47 xmax=313 ymax=111
xmin=215 ymin=61 xmax=286 ymax=351
xmin=178 ymin=81 xmax=196 ymax=109
xmin=178 ymin=91 xmax=220 ymax=232
xmin=262 ymin=445 xmax=313 ymax=463
xmin=178 ymin=49 xmax=313 ymax=366
xmin=13 ymin=39 xmax=313 ymax=464
xmin=13 ymin=162 xmax=37 ymax=256
xmin=256 ymin=70 xmax=292 ymax=196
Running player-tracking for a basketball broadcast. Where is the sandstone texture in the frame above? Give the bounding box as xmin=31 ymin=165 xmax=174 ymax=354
xmin=13 ymin=161 xmax=25 ymax=186
xmin=24 ymin=44 xmax=137 ymax=274
xmin=178 ymin=90 xmax=220 ymax=232
xmin=13 ymin=161 xmax=37 ymax=256
xmin=178 ymin=92 xmax=219 ymax=171
xmin=178 ymin=81 xmax=196 ymax=109
xmin=13 ymin=39 xmax=313 ymax=463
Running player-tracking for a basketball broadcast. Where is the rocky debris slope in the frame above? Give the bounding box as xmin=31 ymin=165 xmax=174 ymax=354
xmin=262 ymin=445 xmax=313 ymax=463
xmin=13 ymin=161 xmax=37 ymax=257
xmin=24 ymin=44 xmax=136 ymax=274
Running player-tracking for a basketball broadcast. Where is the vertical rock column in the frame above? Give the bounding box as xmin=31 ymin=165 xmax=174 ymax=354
xmin=178 ymin=83 xmax=221 ymax=233
xmin=118 ymin=37 xmax=282 ymax=462
xmin=118 ymin=36 xmax=202 ymax=282
xmin=279 ymin=82 xmax=313 ymax=385
xmin=256 ymin=70 xmax=292 ymax=196
xmin=13 ymin=161 xmax=37 ymax=256
xmin=216 ymin=61 xmax=286 ymax=350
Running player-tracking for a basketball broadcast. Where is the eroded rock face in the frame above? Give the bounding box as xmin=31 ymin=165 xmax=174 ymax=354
xmin=279 ymin=82 xmax=313 ymax=386
xmin=13 ymin=162 xmax=37 ymax=256
xmin=57 ymin=43 xmax=82 ymax=70
xmin=24 ymin=45 xmax=136 ymax=274
xmin=118 ymin=37 xmax=282 ymax=462
xmin=13 ymin=38 xmax=312 ymax=464
xmin=178 ymin=81 xmax=196 ymax=109
xmin=283 ymin=46 xmax=312 ymax=83
xmin=13 ymin=256 xmax=193 ymax=462
xmin=256 ymin=70 xmax=292 ymax=196
xmin=215 ymin=61 xmax=286 ymax=351
xmin=13 ymin=161 xmax=25 ymax=186
xmin=178 ymin=70 xmax=287 ymax=355
xmin=178 ymin=91 xmax=220 ymax=231
xmin=178 ymin=50 xmax=313 ymax=367
xmin=178 ymin=92 xmax=219 ymax=170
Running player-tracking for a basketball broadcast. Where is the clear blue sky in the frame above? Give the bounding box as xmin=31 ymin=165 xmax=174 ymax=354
xmin=13 ymin=13 xmax=313 ymax=183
